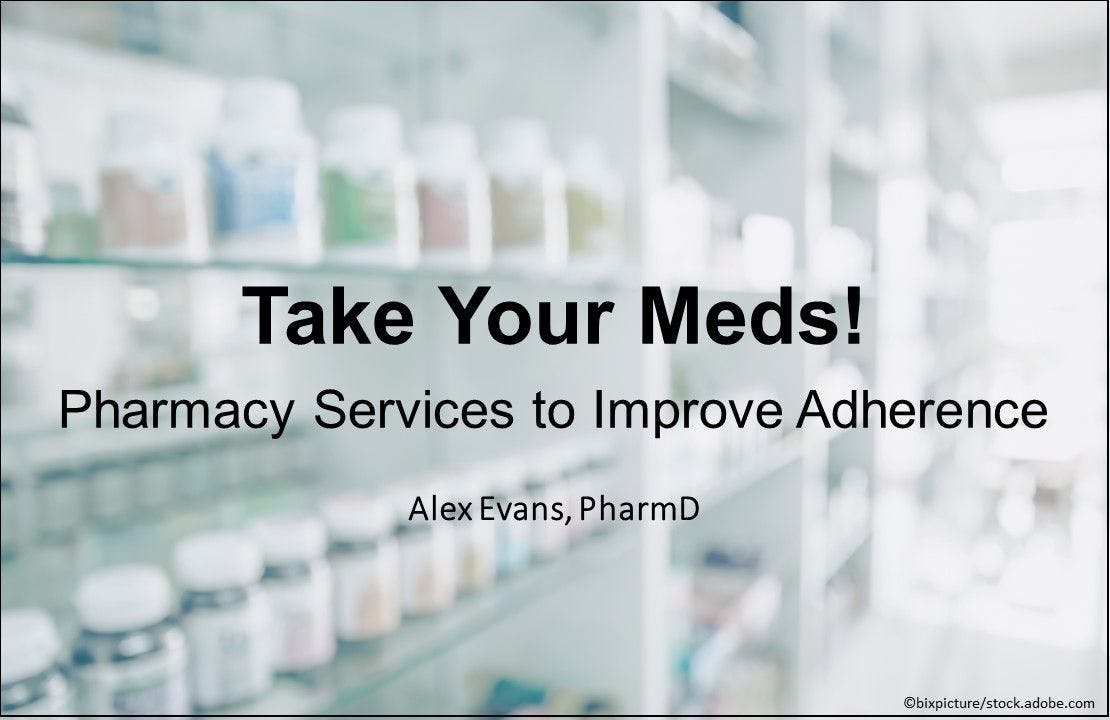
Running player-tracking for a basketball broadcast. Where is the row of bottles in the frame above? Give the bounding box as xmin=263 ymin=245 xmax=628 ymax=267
xmin=0 ymin=440 xmax=617 ymax=716
xmin=2 ymin=75 xmax=625 ymax=272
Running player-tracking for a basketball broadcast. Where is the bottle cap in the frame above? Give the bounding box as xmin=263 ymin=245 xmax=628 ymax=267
xmin=222 ymin=77 xmax=302 ymax=132
xmin=565 ymin=136 xmax=606 ymax=164
xmin=326 ymin=103 xmax=403 ymax=158
xmin=106 ymin=111 xmax=174 ymax=152
xmin=563 ymin=136 xmax=621 ymax=191
xmin=174 ymin=531 xmax=263 ymax=592
xmin=250 ymin=514 xmax=327 ymax=566
xmin=489 ymin=117 xmax=550 ymax=164
xmin=320 ymin=494 xmax=393 ymax=543
xmin=76 ymin=563 xmax=174 ymax=633
xmin=0 ymin=608 xmax=62 ymax=684
xmin=413 ymin=121 xmax=477 ymax=166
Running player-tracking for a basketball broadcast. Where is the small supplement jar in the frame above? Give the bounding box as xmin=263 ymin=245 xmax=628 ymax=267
xmin=485 ymin=118 xmax=567 ymax=269
xmin=578 ymin=441 xmax=615 ymax=537
xmin=98 ymin=111 xmax=207 ymax=261
xmin=1 ymin=608 xmax=72 ymax=716
xmin=86 ymin=450 xmax=134 ymax=529
xmin=31 ymin=438 xmax=87 ymax=542
xmin=35 ymin=463 xmax=85 ymax=542
xmin=209 ymin=78 xmax=320 ymax=263
xmin=250 ymin=514 xmax=336 ymax=672
xmin=0 ymin=471 xmax=17 ymax=559
xmin=321 ymin=104 xmax=419 ymax=266
xmin=0 ymin=73 xmax=47 ymax=255
xmin=453 ymin=474 xmax=497 ymax=594
xmin=558 ymin=445 xmax=591 ymax=543
xmin=455 ymin=516 xmax=496 ymax=594
xmin=413 ymin=121 xmax=492 ymax=270
xmin=174 ymin=531 xmax=272 ymax=710
xmin=488 ymin=459 xmax=532 ymax=577
xmin=524 ymin=454 xmax=570 ymax=561
xmin=71 ymin=564 xmax=189 ymax=716
xmin=320 ymin=495 xmax=402 ymax=641
xmin=396 ymin=518 xmax=457 ymax=616
xmin=562 ymin=138 xmax=624 ymax=269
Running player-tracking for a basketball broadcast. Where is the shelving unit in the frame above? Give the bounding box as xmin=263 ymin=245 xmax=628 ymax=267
xmin=0 ymin=2 xmax=1002 ymax=715
xmin=0 ymin=253 xmax=630 ymax=289
xmin=240 ymin=528 xmax=639 ymax=716
xmin=684 ymin=431 xmax=805 ymax=511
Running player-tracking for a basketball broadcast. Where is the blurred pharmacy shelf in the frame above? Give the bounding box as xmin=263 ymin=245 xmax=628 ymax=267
xmin=0 ymin=253 xmax=630 ymax=290
xmin=667 ymin=63 xmax=783 ymax=126
xmin=683 ymin=431 xmax=804 ymax=511
xmin=825 ymin=520 xmax=870 ymax=583
xmin=240 ymin=527 xmax=639 ymax=716
xmin=0 ymin=0 xmax=1008 ymax=715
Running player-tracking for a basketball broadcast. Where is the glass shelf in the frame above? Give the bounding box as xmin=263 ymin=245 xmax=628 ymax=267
xmin=4 ymin=254 xmax=850 ymax=299
xmin=231 ymin=527 xmax=638 ymax=715
xmin=664 ymin=1 xmax=783 ymax=128
xmin=0 ymin=253 xmax=630 ymax=289
xmin=668 ymin=64 xmax=784 ymax=128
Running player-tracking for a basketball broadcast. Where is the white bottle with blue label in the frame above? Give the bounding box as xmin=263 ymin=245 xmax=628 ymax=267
xmin=209 ymin=78 xmax=320 ymax=264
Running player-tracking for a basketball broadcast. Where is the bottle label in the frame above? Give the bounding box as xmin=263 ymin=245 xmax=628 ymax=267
xmin=265 ymin=575 xmax=335 ymax=671
xmin=182 ymin=601 xmax=272 ymax=708
xmin=211 ymin=151 xmax=297 ymax=237
xmin=75 ymin=649 xmax=189 ymax=716
xmin=323 ymin=169 xmax=397 ymax=247
xmin=399 ymin=532 xmax=456 ymax=615
xmin=417 ymin=181 xmax=470 ymax=251
xmin=100 ymin=168 xmax=189 ymax=251
xmin=331 ymin=552 xmax=401 ymax=640
xmin=490 ymin=176 xmax=545 ymax=250
xmin=566 ymin=186 xmax=621 ymax=255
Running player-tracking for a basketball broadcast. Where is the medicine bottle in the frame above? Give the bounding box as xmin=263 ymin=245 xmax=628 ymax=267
xmin=563 ymin=138 xmax=623 ymax=269
xmin=210 ymin=77 xmax=320 ymax=263
xmin=321 ymin=104 xmax=418 ymax=266
xmin=579 ymin=440 xmax=616 ymax=537
xmin=396 ymin=517 xmax=457 ymax=616
xmin=250 ymin=514 xmax=336 ymax=672
xmin=133 ymin=437 xmax=178 ymax=516
xmin=453 ymin=474 xmax=497 ymax=594
xmin=72 ymin=564 xmax=190 ymax=716
xmin=0 ymin=469 xmax=16 ymax=559
xmin=45 ymin=182 xmax=99 ymax=258
xmin=320 ymin=494 xmax=402 ymax=641
xmin=174 ymin=531 xmax=272 ymax=709
xmin=34 ymin=453 xmax=85 ymax=542
xmin=99 ymin=112 xmax=207 ymax=260
xmin=486 ymin=118 xmax=567 ymax=269
xmin=413 ymin=121 xmax=491 ymax=269
xmin=558 ymin=444 xmax=591 ymax=543
xmin=1 ymin=608 xmax=72 ymax=715
xmin=488 ymin=458 xmax=532 ymax=577
xmin=524 ymin=454 xmax=570 ymax=561
xmin=0 ymin=72 xmax=47 ymax=256
xmin=86 ymin=448 xmax=133 ymax=529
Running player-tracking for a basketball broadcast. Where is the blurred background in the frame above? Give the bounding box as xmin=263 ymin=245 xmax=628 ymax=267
xmin=0 ymin=1 xmax=1106 ymax=715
